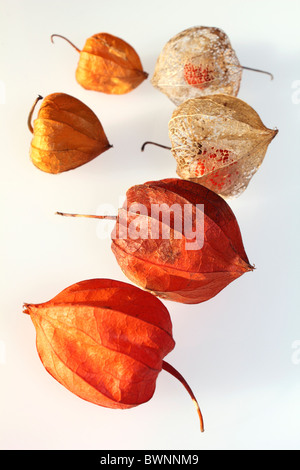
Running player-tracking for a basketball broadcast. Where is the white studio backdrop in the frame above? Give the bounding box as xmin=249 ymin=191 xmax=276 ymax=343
xmin=0 ymin=0 xmax=300 ymax=451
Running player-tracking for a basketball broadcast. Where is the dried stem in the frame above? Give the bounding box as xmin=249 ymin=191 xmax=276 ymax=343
xmin=27 ymin=95 xmax=43 ymax=134
xmin=242 ymin=65 xmax=273 ymax=80
xmin=51 ymin=34 xmax=81 ymax=53
xmin=55 ymin=211 xmax=117 ymax=220
xmin=141 ymin=141 xmax=171 ymax=152
xmin=162 ymin=360 xmax=204 ymax=432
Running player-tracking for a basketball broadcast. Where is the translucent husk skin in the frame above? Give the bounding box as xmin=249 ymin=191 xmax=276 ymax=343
xmin=151 ymin=26 xmax=242 ymax=105
xmin=168 ymin=95 xmax=278 ymax=198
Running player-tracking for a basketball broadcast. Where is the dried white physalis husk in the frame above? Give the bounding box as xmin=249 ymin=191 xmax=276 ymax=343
xmin=151 ymin=26 xmax=242 ymax=106
xmin=168 ymin=94 xmax=278 ymax=198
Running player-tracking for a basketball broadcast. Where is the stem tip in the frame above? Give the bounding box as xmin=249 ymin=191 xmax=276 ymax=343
xmin=55 ymin=211 xmax=117 ymax=220
xmin=242 ymin=65 xmax=274 ymax=80
xmin=50 ymin=34 xmax=81 ymax=53
xmin=141 ymin=141 xmax=171 ymax=152
xmin=162 ymin=360 xmax=204 ymax=433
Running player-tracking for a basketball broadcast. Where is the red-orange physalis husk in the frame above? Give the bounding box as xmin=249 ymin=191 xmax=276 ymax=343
xmin=151 ymin=26 xmax=242 ymax=105
xmin=51 ymin=33 xmax=148 ymax=94
xmin=27 ymin=93 xmax=111 ymax=174
xmin=23 ymin=279 xmax=204 ymax=430
xmin=111 ymin=179 xmax=253 ymax=304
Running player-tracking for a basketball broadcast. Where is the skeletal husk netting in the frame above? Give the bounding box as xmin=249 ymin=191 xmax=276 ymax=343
xmin=151 ymin=26 xmax=242 ymax=106
xmin=168 ymin=95 xmax=278 ymax=198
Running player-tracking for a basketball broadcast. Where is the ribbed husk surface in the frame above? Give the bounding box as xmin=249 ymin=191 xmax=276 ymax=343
xmin=111 ymin=178 xmax=253 ymax=304
xmin=29 ymin=93 xmax=111 ymax=173
xmin=24 ymin=279 xmax=175 ymax=408
xmin=168 ymin=95 xmax=278 ymax=198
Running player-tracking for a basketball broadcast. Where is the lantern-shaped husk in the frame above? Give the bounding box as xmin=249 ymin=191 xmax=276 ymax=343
xmin=111 ymin=178 xmax=253 ymax=304
xmin=52 ymin=33 xmax=148 ymax=94
xmin=151 ymin=26 xmax=242 ymax=105
xmin=76 ymin=33 xmax=148 ymax=94
xmin=168 ymin=95 xmax=278 ymax=198
xmin=23 ymin=279 xmax=175 ymax=409
xmin=28 ymin=93 xmax=111 ymax=174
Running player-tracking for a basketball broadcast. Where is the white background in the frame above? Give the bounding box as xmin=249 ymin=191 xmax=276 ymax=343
xmin=1 ymin=0 xmax=299 ymax=451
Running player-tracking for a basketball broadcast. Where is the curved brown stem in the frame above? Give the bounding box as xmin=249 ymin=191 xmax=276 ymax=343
xmin=162 ymin=360 xmax=204 ymax=432
xmin=51 ymin=34 xmax=81 ymax=53
xmin=27 ymin=95 xmax=43 ymax=133
xmin=242 ymin=65 xmax=273 ymax=80
xmin=55 ymin=211 xmax=117 ymax=220
xmin=141 ymin=141 xmax=171 ymax=152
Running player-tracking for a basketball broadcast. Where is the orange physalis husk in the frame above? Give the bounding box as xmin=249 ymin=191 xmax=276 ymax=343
xmin=23 ymin=278 xmax=204 ymax=431
xmin=168 ymin=95 xmax=278 ymax=198
xmin=27 ymin=93 xmax=112 ymax=174
xmin=51 ymin=33 xmax=148 ymax=94
xmin=108 ymin=178 xmax=253 ymax=304
xmin=151 ymin=26 xmax=242 ymax=105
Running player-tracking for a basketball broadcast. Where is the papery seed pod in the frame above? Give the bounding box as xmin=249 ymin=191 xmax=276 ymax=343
xmin=110 ymin=179 xmax=253 ymax=303
xmin=168 ymin=95 xmax=278 ymax=198
xmin=27 ymin=93 xmax=112 ymax=174
xmin=23 ymin=279 xmax=204 ymax=431
xmin=51 ymin=33 xmax=148 ymax=94
xmin=151 ymin=26 xmax=242 ymax=105
xmin=56 ymin=179 xmax=253 ymax=304
xmin=151 ymin=26 xmax=273 ymax=106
